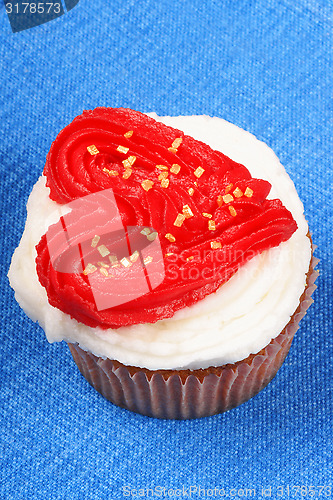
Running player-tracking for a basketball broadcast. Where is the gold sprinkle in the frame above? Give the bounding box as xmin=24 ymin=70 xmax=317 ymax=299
xmin=208 ymin=220 xmax=216 ymax=231
xmin=124 ymin=130 xmax=133 ymax=138
xmin=229 ymin=206 xmax=237 ymax=217
xmin=87 ymin=145 xmax=99 ymax=155
xmin=147 ymin=232 xmax=158 ymax=241
xmin=186 ymin=256 xmax=194 ymax=261
xmin=158 ymin=171 xmax=168 ymax=180
xmin=182 ymin=204 xmax=194 ymax=218
xmin=165 ymin=253 xmax=174 ymax=257
xmin=233 ymin=187 xmax=243 ymax=198
xmin=108 ymin=255 xmax=118 ymax=264
xmin=170 ymin=164 xmax=181 ymax=174
xmin=188 ymin=187 xmax=194 ymax=196
xmin=127 ymin=155 xmax=136 ymax=166
xmin=217 ymin=195 xmax=223 ymax=207
xmin=211 ymin=241 xmax=222 ymax=249
xmin=144 ymin=256 xmax=153 ymax=265
xmin=120 ymin=257 xmax=132 ymax=268
xmin=165 ymin=233 xmax=176 ymax=243
xmin=172 ymin=137 xmax=183 ymax=149
xmin=174 ymin=213 xmax=186 ymax=227
xmin=141 ymin=179 xmax=154 ymax=191
xmin=123 ymin=169 xmax=132 ymax=179
xmin=222 ymin=194 xmax=234 ymax=204
xmin=194 ymin=181 xmax=198 ymax=186
xmin=99 ymin=268 xmax=109 ymax=277
xmin=97 ymin=262 xmax=110 ymax=268
xmin=161 ymin=178 xmax=170 ymax=188
xmin=91 ymin=235 xmax=100 ymax=248
xmin=168 ymin=137 xmax=183 ymax=153
xmin=97 ymin=245 xmax=110 ymax=257
xmin=122 ymin=156 xmax=136 ymax=169
xmin=117 ymin=145 xmax=129 ymax=154
xmin=140 ymin=228 xmax=151 ymax=236
xmin=194 ymin=166 xmax=205 ymax=178
xmin=244 ymin=187 xmax=254 ymax=198
xmin=130 ymin=251 xmax=140 ymax=263
xmin=83 ymin=263 xmax=97 ymax=275
xmin=156 ymin=164 xmax=168 ymax=171
xmin=202 ymin=212 xmax=212 ymax=219
xmin=103 ymin=168 xmax=118 ymax=177
xmin=225 ymin=183 xmax=234 ymax=194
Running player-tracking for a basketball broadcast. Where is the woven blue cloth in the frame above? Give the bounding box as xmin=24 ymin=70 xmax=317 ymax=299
xmin=0 ymin=1 xmax=332 ymax=498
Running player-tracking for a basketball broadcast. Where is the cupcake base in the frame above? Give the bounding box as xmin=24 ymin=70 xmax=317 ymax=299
xmin=68 ymin=253 xmax=318 ymax=419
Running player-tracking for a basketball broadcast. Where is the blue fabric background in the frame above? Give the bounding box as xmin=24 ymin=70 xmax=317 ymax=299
xmin=0 ymin=1 xmax=332 ymax=498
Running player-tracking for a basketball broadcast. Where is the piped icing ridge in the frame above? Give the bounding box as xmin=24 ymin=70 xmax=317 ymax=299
xmin=36 ymin=108 xmax=297 ymax=329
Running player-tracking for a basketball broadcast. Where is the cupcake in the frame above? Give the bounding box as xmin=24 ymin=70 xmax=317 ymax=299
xmin=8 ymin=108 xmax=318 ymax=419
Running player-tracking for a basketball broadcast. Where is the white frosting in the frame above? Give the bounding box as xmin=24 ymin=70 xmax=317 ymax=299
xmin=8 ymin=115 xmax=311 ymax=370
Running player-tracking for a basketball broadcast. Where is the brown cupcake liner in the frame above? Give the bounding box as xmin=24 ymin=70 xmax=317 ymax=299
xmin=68 ymin=251 xmax=319 ymax=419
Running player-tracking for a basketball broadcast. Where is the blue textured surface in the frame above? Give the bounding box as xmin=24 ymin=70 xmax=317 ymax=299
xmin=0 ymin=1 xmax=332 ymax=498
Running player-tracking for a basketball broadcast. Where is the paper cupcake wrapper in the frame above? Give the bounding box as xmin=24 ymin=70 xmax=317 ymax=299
xmin=68 ymin=253 xmax=319 ymax=419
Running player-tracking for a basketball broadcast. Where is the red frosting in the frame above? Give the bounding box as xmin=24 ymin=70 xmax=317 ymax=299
xmin=36 ymin=108 xmax=297 ymax=328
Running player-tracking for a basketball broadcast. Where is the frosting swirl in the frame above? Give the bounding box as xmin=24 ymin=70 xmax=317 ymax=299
xmin=36 ymin=108 xmax=297 ymax=328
